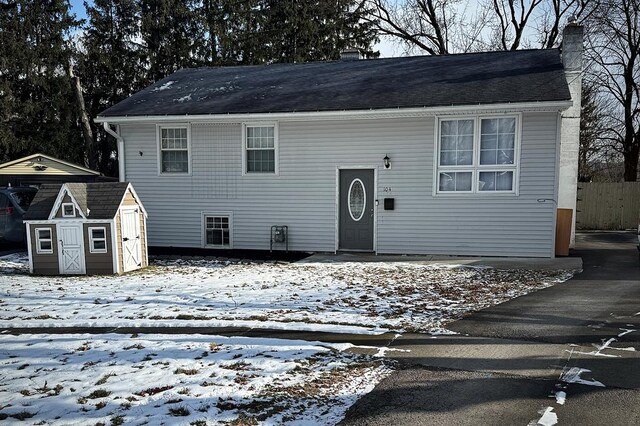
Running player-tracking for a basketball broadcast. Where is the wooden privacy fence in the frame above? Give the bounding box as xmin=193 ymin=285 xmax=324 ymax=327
xmin=576 ymin=182 xmax=640 ymax=230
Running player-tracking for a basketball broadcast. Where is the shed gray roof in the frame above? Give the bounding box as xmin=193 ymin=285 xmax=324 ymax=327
xmin=24 ymin=182 xmax=133 ymax=220
xmin=99 ymin=49 xmax=571 ymax=118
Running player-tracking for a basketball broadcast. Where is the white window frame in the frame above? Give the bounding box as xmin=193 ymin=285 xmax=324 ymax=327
xmin=242 ymin=122 xmax=279 ymax=175
xmin=201 ymin=212 xmax=233 ymax=249
xmin=61 ymin=202 xmax=76 ymax=217
xmin=157 ymin=124 xmax=191 ymax=176
xmin=434 ymin=114 xmax=521 ymax=196
xmin=88 ymin=226 xmax=108 ymax=254
xmin=35 ymin=228 xmax=53 ymax=254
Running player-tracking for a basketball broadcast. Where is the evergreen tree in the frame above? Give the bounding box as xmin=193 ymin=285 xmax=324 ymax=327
xmin=0 ymin=0 xmax=82 ymax=163
xmin=264 ymin=0 xmax=378 ymax=63
xmin=197 ymin=0 xmax=268 ymax=66
xmin=80 ymin=0 xmax=142 ymax=175
xmin=139 ymin=0 xmax=202 ymax=84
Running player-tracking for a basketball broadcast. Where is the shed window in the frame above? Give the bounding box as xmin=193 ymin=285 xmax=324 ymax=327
xmin=159 ymin=126 xmax=189 ymax=174
xmin=35 ymin=228 xmax=53 ymax=254
xmin=204 ymin=215 xmax=230 ymax=247
xmin=244 ymin=124 xmax=277 ymax=174
xmin=436 ymin=116 xmax=519 ymax=194
xmin=62 ymin=203 xmax=76 ymax=217
xmin=89 ymin=227 xmax=108 ymax=253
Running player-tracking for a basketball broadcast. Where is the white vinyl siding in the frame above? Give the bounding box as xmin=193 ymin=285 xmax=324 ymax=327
xmin=158 ymin=125 xmax=190 ymax=174
xmin=436 ymin=115 xmax=519 ymax=194
xmin=120 ymin=111 xmax=558 ymax=258
xmin=35 ymin=228 xmax=53 ymax=254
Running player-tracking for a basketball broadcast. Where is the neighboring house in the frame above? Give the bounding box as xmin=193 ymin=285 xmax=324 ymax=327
xmin=95 ymin=25 xmax=583 ymax=258
xmin=23 ymin=182 xmax=148 ymax=275
xmin=0 ymin=153 xmax=115 ymax=188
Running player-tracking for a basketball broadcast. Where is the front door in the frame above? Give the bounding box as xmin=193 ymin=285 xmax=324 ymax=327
xmin=57 ymin=224 xmax=85 ymax=274
xmin=339 ymin=169 xmax=374 ymax=251
xmin=121 ymin=208 xmax=141 ymax=272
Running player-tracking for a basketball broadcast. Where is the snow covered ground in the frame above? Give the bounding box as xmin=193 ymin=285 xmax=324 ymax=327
xmin=0 ymin=333 xmax=389 ymax=425
xmin=0 ymin=253 xmax=575 ymax=334
xmin=0 ymin=253 xmax=577 ymax=424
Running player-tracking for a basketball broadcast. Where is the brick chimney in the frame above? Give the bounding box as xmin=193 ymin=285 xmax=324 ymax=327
xmin=340 ymin=48 xmax=362 ymax=61
xmin=557 ymin=17 xmax=584 ymax=247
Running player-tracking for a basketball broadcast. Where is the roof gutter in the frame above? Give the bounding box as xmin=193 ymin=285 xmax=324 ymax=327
xmin=94 ymin=101 xmax=573 ymax=124
xmin=103 ymin=122 xmax=125 ymax=182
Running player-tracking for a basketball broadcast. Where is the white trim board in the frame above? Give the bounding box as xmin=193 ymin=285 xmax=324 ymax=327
xmin=95 ymin=101 xmax=573 ymax=124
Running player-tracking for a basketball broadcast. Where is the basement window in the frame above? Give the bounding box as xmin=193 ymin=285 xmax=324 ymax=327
xmin=203 ymin=214 xmax=231 ymax=248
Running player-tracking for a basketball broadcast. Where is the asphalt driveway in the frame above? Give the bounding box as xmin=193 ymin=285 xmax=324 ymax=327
xmin=341 ymin=231 xmax=640 ymax=426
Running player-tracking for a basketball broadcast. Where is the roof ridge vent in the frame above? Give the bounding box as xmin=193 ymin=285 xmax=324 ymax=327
xmin=340 ymin=47 xmax=361 ymax=61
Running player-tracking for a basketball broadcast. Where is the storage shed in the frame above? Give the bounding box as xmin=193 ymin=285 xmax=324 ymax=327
xmin=23 ymin=182 xmax=148 ymax=275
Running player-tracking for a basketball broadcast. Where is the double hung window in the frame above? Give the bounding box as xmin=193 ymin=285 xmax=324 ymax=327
xmin=159 ymin=126 xmax=190 ymax=174
xmin=244 ymin=124 xmax=277 ymax=174
xmin=437 ymin=116 xmax=518 ymax=194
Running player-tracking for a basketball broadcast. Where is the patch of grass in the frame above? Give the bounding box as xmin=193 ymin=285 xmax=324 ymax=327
xmin=168 ymin=406 xmax=190 ymax=417
xmin=174 ymin=367 xmax=199 ymax=375
xmin=191 ymin=420 xmax=207 ymax=426
xmin=135 ymin=385 xmax=173 ymax=397
xmin=87 ymin=389 xmax=111 ymax=399
xmin=165 ymin=398 xmax=183 ymax=404
xmin=223 ymin=361 xmax=250 ymax=371
xmin=111 ymin=415 xmax=125 ymax=426
xmin=95 ymin=373 xmax=117 ymax=385
xmin=9 ymin=411 xmax=35 ymax=421
xmin=33 ymin=314 xmax=53 ymax=320
xmin=123 ymin=343 xmax=145 ymax=350
xmin=229 ymin=413 xmax=259 ymax=425
xmin=95 ymin=401 xmax=107 ymax=410
xmin=76 ymin=342 xmax=91 ymax=352
xmin=19 ymin=389 xmax=31 ymax=396
xmin=177 ymin=388 xmax=191 ymax=395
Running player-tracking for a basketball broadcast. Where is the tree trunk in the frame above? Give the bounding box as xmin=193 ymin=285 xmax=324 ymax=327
xmin=69 ymin=62 xmax=96 ymax=170
xmin=623 ymin=143 xmax=639 ymax=181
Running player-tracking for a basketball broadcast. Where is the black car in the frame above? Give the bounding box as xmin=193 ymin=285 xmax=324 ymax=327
xmin=0 ymin=187 xmax=38 ymax=244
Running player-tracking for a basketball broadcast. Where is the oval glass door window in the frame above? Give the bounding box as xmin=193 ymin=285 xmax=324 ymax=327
xmin=348 ymin=178 xmax=366 ymax=221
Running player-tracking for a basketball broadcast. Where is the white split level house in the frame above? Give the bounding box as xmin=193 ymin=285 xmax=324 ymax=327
xmin=95 ymin=24 xmax=583 ymax=259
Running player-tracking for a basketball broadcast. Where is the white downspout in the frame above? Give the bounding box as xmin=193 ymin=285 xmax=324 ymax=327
xmin=103 ymin=122 xmax=125 ymax=182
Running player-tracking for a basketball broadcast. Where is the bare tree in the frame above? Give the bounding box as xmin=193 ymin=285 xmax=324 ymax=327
xmin=367 ymin=0 xmax=597 ymax=54
xmin=365 ymin=0 xmax=454 ymax=54
xmin=585 ymin=0 xmax=640 ymax=181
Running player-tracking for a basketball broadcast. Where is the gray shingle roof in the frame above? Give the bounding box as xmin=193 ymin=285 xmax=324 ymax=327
xmin=23 ymin=182 xmax=133 ymax=220
xmin=99 ymin=49 xmax=571 ymax=118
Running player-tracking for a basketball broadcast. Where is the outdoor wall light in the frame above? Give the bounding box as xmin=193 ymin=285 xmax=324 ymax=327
xmin=383 ymin=154 xmax=391 ymax=169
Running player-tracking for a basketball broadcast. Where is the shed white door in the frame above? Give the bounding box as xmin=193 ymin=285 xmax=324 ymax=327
xmin=57 ymin=224 xmax=85 ymax=274
xmin=121 ymin=209 xmax=141 ymax=272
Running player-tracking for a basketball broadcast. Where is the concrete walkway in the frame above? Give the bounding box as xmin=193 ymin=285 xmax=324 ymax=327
xmin=340 ymin=231 xmax=640 ymax=426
